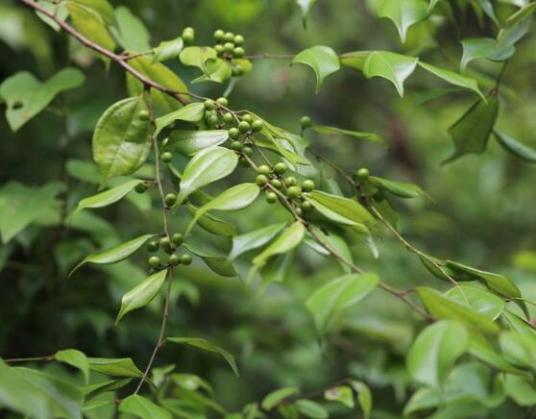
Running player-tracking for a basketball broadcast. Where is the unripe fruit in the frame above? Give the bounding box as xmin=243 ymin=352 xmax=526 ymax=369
xmin=242 ymin=146 xmax=253 ymax=156
xmin=171 ymin=233 xmax=183 ymax=246
xmin=252 ymin=119 xmax=264 ymax=132
xmin=224 ymin=32 xmax=235 ymax=42
xmin=135 ymin=183 xmax=148 ymax=193
xmin=284 ymin=176 xmax=297 ymax=187
xmin=302 ymin=179 xmax=315 ymax=192
xmin=238 ymin=121 xmax=250 ymax=133
xmin=223 ymin=112 xmax=234 ymax=123
xmin=164 ymin=193 xmax=177 ymax=207
xmin=182 ymin=27 xmax=195 ymax=43
xmin=356 ymin=168 xmax=370 ymax=179
xmin=223 ymin=42 xmax=234 ymax=53
xmin=257 ymin=164 xmax=271 ymax=175
xmin=295 ymin=207 xmax=303 ymax=216
xmin=256 ymin=174 xmax=269 ymax=186
xmin=229 ymin=127 xmax=240 ymax=139
xmin=266 ymin=191 xmax=277 ymax=203
xmin=287 ymin=186 xmax=302 ymax=199
xmin=216 ymin=97 xmax=228 ymax=106
xmin=234 ymin=34 xmax=244 ymax=45
xmin=207 ymin=114 xmax=219 ymax=126
xmin=230 ymin=140 xmax=243 ymax=151
xmin=148 ymin=256 xmax=161 ymax=268
xmin=169 ymin=254 xmax=181 ymax=266
xmin=274 ymin=162 xmax=287 ymax=174
xmin=180 ymin=254 xmax=193 ymax=265
xmin=301 ymin=201 xmax=313 ymax=211
xmin=204 ymin=99 xmax=215 ymax=110
xmin=233 ymin=47 xmax=245 ymax=58
xmin=271 ymin=179 xmax=282 ymax=189
xmin=161 ymin=151 xmax=173 ymax=163
xmin=147 ymin=240 xmax=159 ymax=252
xmin=241 ymin=114 xmax=253 ymax=123
xmin=214 ymin=29 xmax=225 ymax=41
xmin=138 ymin=110 xmax=150 ymax=120
xmin=300 ymin=115 xmax=313 ymax=129
xmin=215 ymin=44 xmax=224 ymax=54
xmin=232 ymin=65 xmax=244 ymax=77
xmin=159 ymin=236 xmax=171 ymax=248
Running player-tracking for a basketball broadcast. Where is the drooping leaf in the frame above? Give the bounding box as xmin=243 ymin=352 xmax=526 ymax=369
xmin=180 ymin=46 xmax=218 ymax=70
xmin=167 ymin=337 xmax=239 ymax=376
xmin=308 ymin=190 xmax=375 ymax=226
xmin=294 ymin=399 xmax=328 ymax=419
xmin=177 ymin=146 xmax=239 ymax=204
xmin=153 ymin=37 xmax=184 ymax=62
xmin=443 ymin=95 xmax=499 ymax=164
xmin=0 ymin=68 xmax=84 ymax=131
xmin=310 ymin=125 xmax=384 ymax=144
xmin=363 ymin=51 xmax=418 ymax=96
xmin=445 ymin=286 xmax=505 ymax=320
xmin=368 ymin=176 xmax=425 ymax=199
xmin=113 ymin=6 xmax=150 ymax=52
xmin=119 ymin=395 xmax=172 ymax=419
xmin=499 ymin=331 xmax=536 ymax=370
xmin=374 ymin=0 xmax=429 ymax=42
xmin=87 ymin=357 xmax=143 ymax=377
xmin=229 ymin=223 xmax=287 ymax=260
xmin=70 ymin=0 xmax=115 ymax=25
xmin=154 ymin=103 xmax=205 ymax=136
xmin=324 ymin=386 xmax=354 ymax=408
xmin=74 ymin=179 xmax=144 ymax=213
xmin=460 ymin=38 xmax=515 ymax=70
xmin=67 ymin=2 xmax=115 ymax=50
xmin=253 ymin=222 xmax=305 ymax=269
xmin=116 ymin=269 xmax=168 ymax=323
xmin=418 ymin=62 xmax=484 ymax=99
xmin=262 ymin=387 xmax=299 ymax=411
xmin=70 ymin=234 xmax=154 ymax=275
xmin=165 ymin=130 xmax=229 ymax=156
xmin=55 ymin=349 xmax=90 ymax=383
xmin=183 ymin=241 xmax=237 ymax=278
xmin=494 ymin=130 xmax=536 ymax=163
xmin=305 ymin=272 xmax=379 ymax=332
xmin=292 ymin=46 xmax=340 ymax=93
xmin=296 ymin=0 xmax=317 ymax=19
xmin=187 ymin=204 xmax=237 ymax=237
xmin=407 ymin=320 xmax=469 ymax=387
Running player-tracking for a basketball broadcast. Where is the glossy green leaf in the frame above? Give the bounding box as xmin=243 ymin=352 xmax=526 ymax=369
xmin=183 ymin=241 xmax=237 ymax=277
xmin=368 ymin=176 xmax=425 ymax=199
xmin=92 ymin=97 xmax=151 ymax=183
xmin=154 ymin=103 xmax=205 ymax=136
xmin=55 ymin=349 xmax=90 ymax=383
xmin=253 ymin=222 xmax=305 ymax=269
xmin=443 ymin=95 xmax=499 ymax=164
xmin=292 ymin=46 xmax=340 ymax=92
xmin=324 ymin=385 xmax=354 ymax=408
xmin=187 ymin=204 xmax=237 ymax=237
xmin=307 ymin=226 xmax=354 ymax=273
xmin=294 ymin=399 xmax=328 ymax=419
xmin=445 ymin=286 xmax=505 ymax=320
xmin=167 ymin=337 xmax=239 ymax=376
xmin=262 ymin=387 xmax=299 ymax=411
xmin=494 ymin=130 xmax=536 ymax=163
xmin=165 ymin=130 xmax=229 ymax=156
xmin=153 ymin=37 xmax=184 ymax=62
xmin=177 ymin=146 xmax=239 ymax=204
xmin=193 ymin=58 xmax=232 ymax=84
xmin=407 ymin=320 xmax=469 ymax=387
xmin=180 ymin=46 xmax=218 ymax=69
xmin=70 ymin=234 xmax=154 ymax=275
xmin=67 ymin=2 xmax=115 ymax=50
xmin=117 ymin=269 xmax=168 ymax=323
xmin=119 ymin=395 xmax=172 ymax=419
xmin=75 ymin=179 xmax=143 ymax=213
xmin=311 ymin=125 xmax=384 ymax=144
xmin=296 ymin=0 xmax=317 ymax=18
xmin=418 ymin=62 xmax=484 ymax=99
xmin=499 ymin=331 xmax=536 ymax=370
xmin=339 ymin=51 xmax=371 ymax=71
xmin=416 ymin=287 xmax=500 ymax=334
xmin=375 ymin=0 xmax=429 ymax=42
xmin=113 ymin=6 xmax=150 ymax=52
xmin=84 ymin=378 xmax=133 ymax=400
xmin=229 ymin=223 xmax=286 ymax=260
xmin=306 ymin=272 xmax=379 ymax=332
xmin=87 ymin=357 xmax=143 ymax=377
xmin=460 ymin=38 xmax=515 ymax=70
xmin=363 ymin=51 xmax=418 ymax=96
xmin=0 ymin=68 xmax=84 ymax=131
xmin=308 ymin=190 xmax=375 ymax=226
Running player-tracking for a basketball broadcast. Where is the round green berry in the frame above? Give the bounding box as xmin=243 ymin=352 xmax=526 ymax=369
xmin=216 ymin=97 xmax=228 ymax=107
xmin=287 ymin=186 xmax=302 ymax=199
xmin=207 ymin=114 xmax=219 ymax=126
xmin=169 ymin=254 xmax=181 ymax=266
xmin=182 ymin=27 xmax=195 ymax=43
xmin=300 ymin=116 xmax=313 ymax=129
xmin=230 ymin=140 xmax=243 ymax=151
xmin=138 ymin=110 xmax=150 ymax=120
xmin=251 ymin=119 xmax=264 ymax=132
xmin=204 ymin=99 xmax=215 ymax=110
xmin=215 ymin=44 xmax=224 ymax=54
xmin=301 ymin=201 xmax=313 ymax=212
xmin=214 ymin=29 xmax=225 ymax=41
xmin=274 ymin=162 xmax=287 ymax=174
xmin=164 ymin=193 xmax=177 ymax=207
xmin=171 ymin=233 xmax=184 ymax=246
xmin=148 ymin=256 xmax=161 ymax=268
xmin=147 ymin=240 xmax=159 ymax=252
xmin=257 ymin=164 xmax=271 ymax=175
xmin=242 ymin=146 xmax=253 ymax=156
xmin=356 ymin=168 xmax=370 ymax=179
xmin=233 ymin=47 xmax=245 ymax=58
xmin=284 ymin=176 xmax=297 ymax=187
xmin=180 ymin=254 xmax=193 ymax=265
xmin=241 ymin=114 xmax=253 ymax=123
xmin=161 ymin=151 xmax=173 ymax=163
xmin=224 ymin=32 xmax=235 ymax=42
xmin=135 ymin=183 xmax=148 ymax=193
xmin=234 ymin=34 xmax=244 ymax=45
xmin=232 ymin=65 xmax=244 ymax=77
xmin=271 ymin=179 xmax=282 ymax=189
xmin=223 ymin=42 xmax=234 ymax=53
xmin=238 ymin=121 xmax=250 ymax=133
xmin=266 ymin=191 xmax=277 ymax=204
xmin=302 ymin=179 xmax=315 ymax=192
xmin=229 ymin=127 xmax=240 ymax=139
xmin=223 ymin=112 xmax=234 ymax=123
xmin=159 ymin=236 xmax=171 ymax=248
xmin=256 ymin=174 xmax=269 ymax=186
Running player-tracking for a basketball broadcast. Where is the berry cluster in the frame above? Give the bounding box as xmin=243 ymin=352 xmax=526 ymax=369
xmin=146 ymin=233 xmax=192 ymax=270
xmin=212 ymin=29 xmax=246 ymax=77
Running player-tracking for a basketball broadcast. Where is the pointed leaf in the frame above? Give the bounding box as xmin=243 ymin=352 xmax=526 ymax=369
xmin=75 ymin=180 xmax=143 ymax=212
xmin=67 ymin=2 xmax=115 ymax=50
xmin=55 ymin=349 xmax=90 ymax=383
xmin=154 ymin=103 xmax=205 ymax=136
xmin=294 ymin=400 xmax=328 ymax=419
xmin=445 ymin=286 xmax=505 ymax=320
xmin=494 ymin=130 xmax=536 ymax=162
xmin=262 ymin=387 xmax=299 ymax=411
xmin=311 ymin=125 xmax=384 ymax=144
xmin=165 ymin=130 xmax=229 ymax=156
xmin=119 ymin=395 xmax=172 ymax=419
xmin=308 ymin=190 xmax=375 ymax=226
xmin=375 ymin=0 xmax=429 ymax=42
xmin=292 ymin=46 xmax=340 ymax=93
xmin=363 ymin=51 xmax=418 ymax=96
xmin=460 ymin=38 xmax=515 ymax=70
xmin=153 ymin=37 xmax=184 ymax=62
xmin=351 ymin=381 xmax=372 ymax=419
xmin=114 ymin=6 xmax=150 ymax=52
xmin=229 ymin=223 xmax=287 ymax=260
xmin=368 ymin=176 xmax=425 ymax=199
xmin=87 ymin=357 xmax=143 ymax=377
xmin=253 ymin=222 xmax=305 ymax=269
xmin=418 ymin=62 xmax=484 ymax=99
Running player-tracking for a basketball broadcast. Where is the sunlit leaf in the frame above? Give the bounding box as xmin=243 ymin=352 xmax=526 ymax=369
xmin=154 ymin=103 xmax=205 ymax=136
xmin=75 ymin=179 xmax=144 ymax=213
xmin=55 ymin=349 xmax=90 ymax=383
xmin=253 ymin=222 xmax=305 ymax=269
xmin=363 ymin=51 xmax=418 ymax=96
xmin=165 ymin=130 xmax=229 ymax=156
xmin=374 ymin=0 xmax=429 ymax=42
xmin=292 ymin=46 xmax=340 ymax=93
xmin=229 ymin=223 xmax=287 ymax=260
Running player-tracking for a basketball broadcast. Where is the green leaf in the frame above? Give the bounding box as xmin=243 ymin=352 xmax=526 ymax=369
xmin=324 ymin=386 xmax=354 ymax=408
xmin=167 ymin=337 xmax=239 ymax=376
xmin=443 ymin=95 xmax=499 ymax=164
xmin=84 ymin=378 xmax=133 ymax=399
xmin=92 ymin=97 xmax=152 ymax=183
xmin=229 ymin=223 xmax=287 ymax=260
xmin=504 ymin=2 xmax=536 ymax=27
xmin=0 ymin=68 xmax=84 ymax=131
xmin=192 ymin=58 xmax=232 ymax=84
xmin=180 ymin=46 xmax=218 ymax=69
xmin=494 ymin=130 xmax=536 ymax=162
xmin=445 ymin=286 xmax=505 ymax=320
xmin=119 ymin=395 xmax=172 ymax=419
xmin=74 ymin=179 xmax=143 ymax=213
xmin=305 ymin=272 xmax=379 ymax=332
xmin=368 ymin=176 xmax=425 ymax=199
xmin=418 ymin=62 xmax=484 ymax=99
xmin=70 ymin=0 xmax=115 ymax=25
xmin=296 ymin=0 xmax=317 ymax=19
xmin=67 ymin=2 xmax=115 ymax=50
xmin=177 ymin=147 xmax=239 ymax=204
xmin=55 ymin=349 xmax=90 ymax=383
xmin=262 ymin=387 xmax=299 ymax=411
xmin=0 ymin=181 xmax=64 ymax=243
xmin=499 ymin=331 xmax=536 ymax=370
xmin=407 ymin=320 xmax=469 ymax=387
xmin=183 ymin=241 xmax=237 ymax=277
xmin=311 ymin=125 xmax=384 ymax=144
xmin=165 ymin=130 xmax=229 ymax=156
xmin=308 ymin=190 xmax=375 ymax=226
xmin=253 ymin=222 xmax=305 ymax=269
xmin=292 ymin=46 xmax=340 ymax=93
xmin=460 ymin=38 xmax=515 ymax=70
xmin=339 ymin=51 xmax=371 ymax=71
xmin=363 ymin=51 xmax=418 ymax=96
xmin=467 ymin=335 xmax=521 ymax=374
xmin=350 ymin=381 xmax=372 ymax=419
xmin=155 ymin=103 xmax=205 ymax=136
xmin=116 ymin=269 xmax=168 ymax=323
xmin=416 ymin=287 xmax=500 ymax=334
xmin=375 ymin=0 xmax=429 ymax=42
xmin=113 ymin=6 xmax=150 ymax=52
xmin=504 ymin=375 xmax=536 ymax=406
xmin=70 ymin=234 xmax=154 ymax=276
xmin=294 ymin=399 xmax=328 ymax=419
xmin=87 ymin=357 xmax=143 ymax=377
xmin=187 ymin=204 xmax=237 ymax=237
xmin=153 ymin=37 xmax=184 ymax=62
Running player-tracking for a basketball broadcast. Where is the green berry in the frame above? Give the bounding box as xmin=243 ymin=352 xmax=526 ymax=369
xmin=257 ymin=164 xmax=271 ymax=175
xmin=215 ymin=44 xmax=224 ymax=54
xmin=274 ymin=162 xmax=287 ymax=174
xmin=266 ymin=191 xmax=277 ymax=204
xmin=301 ymin=201 xmax=313 ymax=212
xmin=232 ymin=65 xmax=244 ymax=77
xmin=159 ymin=236 xmax=171 ymax=248
xmin=138 ymin=110 xmax=150 ymax=120
xmin=241 ymin=114 xmax=253 ymax=123
xmin=356 ymin=168 xmax=370 ymax=179
xmin=238 ymin=121 xmax=250 ymax=133
xmin=242 ymin=146 xmax=253 ymax=156
xmin=180 ymin=254 xmax=193 ymax=265
xmin=204 ymin=99 xmax=215 ymax=110
xmin=135 ymin=183 xmax=147 ymax=193
xmin=214 ymin=29 xmax=225 ymax=41
xmin=148 ymin=256 xmax=161 ymax=268
xmin=239 ymin=156 xmax=250 ymax=167
xmin=216 ymin=97 xmax=228 ymax=106
xmin=223 ymin=42 xmax=234 ymax=53
xmin=256 ymin=174 xmax=269 ymax=186
xmin=230 ymin=140 xmax=243 ymax=151
xmin=287 ymin=186 xmax=302 ymax=199
xmin=224 ymin=32 xmax=235 ymax=42
xmin=169 ymin=254 xmax=181 ymax=266
xmin=164 ymin=193 xmax=177 ymax=207
xmin=284 ymin=176 xmax=297 ymax=187
xmin=233 ymin=47 xmax=245 ymax=58
xmin=300 ymin=116 xmax=313 ymax=129
xmin=147 ymin=240 xmax=159 ymax=252
xmin=207 ymin=114 xmax=219 ymax=126
xmin=295 ymin=207 xmax=303 ymax=216
xmin=271 ymin=179 xmax=282 ymax=189
xmin=182 ymin=27 xmax=195 ymax=43
xmin=161 ymin=151 xmax=173 ymax=163
xmin=172 ymin=233 xmax=184 ymax=246
xmin=229 ymin=127 xmax=240 ymax=139
xmin=234 ymin=34 xmax=244 ymax=45
xmin=302 ymin=179 xmax=315 ymax=192
xmin=223 ymin=112 xmax=234 ymax=123
xmin=251 ymin=119 xmax=264 ymax=132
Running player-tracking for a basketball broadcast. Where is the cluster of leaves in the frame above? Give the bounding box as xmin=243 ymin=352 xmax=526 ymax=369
xmin=0 ymin=0 xmax=536 ymax=418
